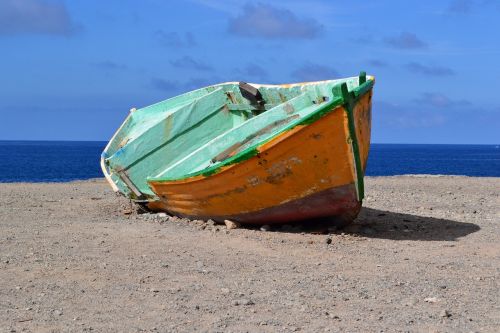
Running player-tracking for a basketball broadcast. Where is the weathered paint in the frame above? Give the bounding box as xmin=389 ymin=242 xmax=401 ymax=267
xmin=149 ymin=183 xmax=360 ymax=225
xmin=101 ymin=74 xmax=375 ymax=224
xmin=148 ymin=88 xmax=373 ymax=221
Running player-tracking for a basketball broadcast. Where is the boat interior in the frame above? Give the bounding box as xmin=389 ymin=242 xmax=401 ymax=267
xmin=102 ymin=76 xmax=369 ymax=199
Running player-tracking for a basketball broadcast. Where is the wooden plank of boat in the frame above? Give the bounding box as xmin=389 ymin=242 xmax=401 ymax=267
xmin=101 ymin=73 xmax=375 ymax=225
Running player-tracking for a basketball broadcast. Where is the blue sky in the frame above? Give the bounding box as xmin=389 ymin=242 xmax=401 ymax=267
xmin=0 ymin=0 xmax=499 ymax=143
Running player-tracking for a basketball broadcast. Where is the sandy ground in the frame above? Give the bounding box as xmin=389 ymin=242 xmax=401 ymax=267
xmin=0 ymin=176 xmax=499 ymax=333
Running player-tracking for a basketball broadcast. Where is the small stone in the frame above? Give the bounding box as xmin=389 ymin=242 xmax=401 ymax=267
xmin=224 ymin=220 xmax=240 ymax=230
xmin=440 ymin=309 xmax=451 ymax=318
xmin=325 ymin=237 xmax=332 ymax=245
xmin=53 ymin=309 xmax=63 ymax=316
xmin=260 ymin=225 xmax=271 ymax=232
xmin=150 ymin=288 xmax=160 ymax=293
xmin=122 ymin=209 xmax=132 ymax=215
xmin=157 ymin=212 xmax=167 ymax=218
xmin=424 ymin=297 xmax=439 ymax=303
xmin=233 ymin=299 xmax=254 ymax=306
xmin=240 ymin=299 xmax=254 ymax=305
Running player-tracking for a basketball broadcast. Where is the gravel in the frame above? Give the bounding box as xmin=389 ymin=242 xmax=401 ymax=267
xmin=0 ymin=176 xmax=499 ymax=332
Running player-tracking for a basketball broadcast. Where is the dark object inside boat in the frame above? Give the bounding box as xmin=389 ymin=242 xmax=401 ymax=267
xmin=239 ymin=82 xmax=266 ymax=111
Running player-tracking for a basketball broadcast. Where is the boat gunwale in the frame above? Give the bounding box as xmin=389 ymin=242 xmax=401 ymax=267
xmin=147 ymin=77 xmax=375 ymax=185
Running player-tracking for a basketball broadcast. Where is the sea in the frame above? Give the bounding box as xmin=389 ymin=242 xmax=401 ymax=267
xmin=0 ymin=141 xmax=499 ymax=182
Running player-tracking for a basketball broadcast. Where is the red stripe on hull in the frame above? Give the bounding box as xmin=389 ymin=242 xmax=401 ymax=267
xmin=176 ymin=183 xmax=361 ymax=225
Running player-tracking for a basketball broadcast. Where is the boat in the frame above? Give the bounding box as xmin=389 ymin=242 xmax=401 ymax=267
xmin=101 ymin=72 xmax=374 ymax=225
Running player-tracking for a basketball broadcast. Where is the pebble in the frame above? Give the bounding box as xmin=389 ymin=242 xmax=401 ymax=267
xmin=157 ymin=212 xmax=167 ymax=218
xmin=233 ymin=299 xmax=254 ymax=306
xmin=440 ymin=309 xmax=451 ymax=318
xmin=260 ymin=225 xmax=271 ymax=232
xmin=424 ymin=297 xmax=439 ymax=303
xmin=325 ymin=237 xmax=332 ymax=245
xmin=224 ymin=220 xmax=240 ymax=230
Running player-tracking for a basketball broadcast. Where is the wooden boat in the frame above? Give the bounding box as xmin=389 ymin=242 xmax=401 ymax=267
xmin=101 ymin=73 xmax=374 ymax=225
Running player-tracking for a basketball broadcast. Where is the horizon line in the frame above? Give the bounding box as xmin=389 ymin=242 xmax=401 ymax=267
xmin=0 ymin=139 xmax=498 ymax=146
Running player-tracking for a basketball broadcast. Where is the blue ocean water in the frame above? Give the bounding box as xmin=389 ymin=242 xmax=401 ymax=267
xmin=0 ymin=141 xmax=498 ymax=182
xmin=0 ymin=141 xmax=106 ymax=182
xmin=366 ymin=144 xmax=500 ymax=177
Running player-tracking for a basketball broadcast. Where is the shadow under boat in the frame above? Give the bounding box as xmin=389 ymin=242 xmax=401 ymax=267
xmin=241 ymin=207 xmax=480 ymax=242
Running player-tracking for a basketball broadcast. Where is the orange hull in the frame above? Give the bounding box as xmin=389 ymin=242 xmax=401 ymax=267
xmin=148 ymin=91 xmax=372 ymax=224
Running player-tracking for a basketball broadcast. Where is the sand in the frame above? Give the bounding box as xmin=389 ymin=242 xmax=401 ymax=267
xmin=0 ymin=176 xmax=499 ymax=332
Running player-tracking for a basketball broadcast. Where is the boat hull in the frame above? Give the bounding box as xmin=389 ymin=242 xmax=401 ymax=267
xmin=151 ymin=183 xmax=360 ymax=225
xmin=148 ymin=91 xmax=372 ymax=225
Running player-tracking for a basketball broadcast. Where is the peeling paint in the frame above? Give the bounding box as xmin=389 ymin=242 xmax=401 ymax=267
xmin=284 ymin=103 xmax=295 ymax=114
